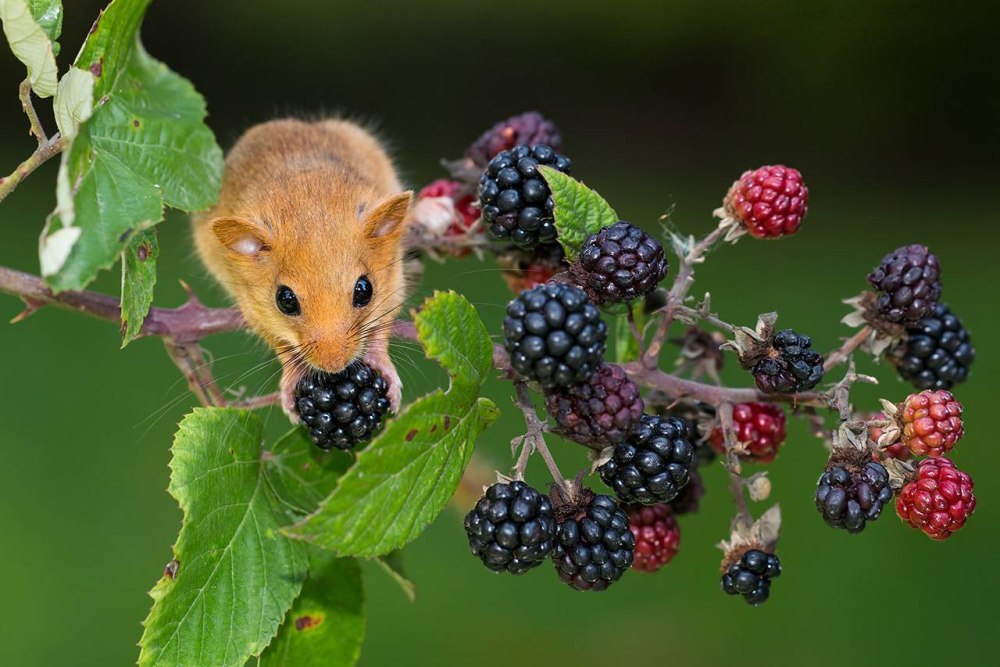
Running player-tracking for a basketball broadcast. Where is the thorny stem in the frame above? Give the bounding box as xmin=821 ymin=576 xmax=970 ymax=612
xmin=674 ymin=301 xmax=741 ymax=335
xmin=513 ymin=382 xmax=566 ymax=485
xmin=0 ymin=81 xmax=64 ymax=204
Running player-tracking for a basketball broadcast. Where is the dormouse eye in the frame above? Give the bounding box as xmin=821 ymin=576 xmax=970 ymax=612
xmin=353 ymin=275 xmax=373 ymax=308
xmin=275 ymin=285 xmax=301 ymax=316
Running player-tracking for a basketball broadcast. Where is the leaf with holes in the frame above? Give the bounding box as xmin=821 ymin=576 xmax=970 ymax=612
xmin=138 ymin=409 xmax=309 ymax=667
xmin=0 ymin=0 xmax=61 ymax=96
xmin=539 ymin=166 xmax=618 ymax=262
xmin=257 ymin=552 xmax=365 ymax=667
xmin=40 ymin=0 xmax=222 ymax=292
xmin=285 ymin=291 xmax=498 ymax=557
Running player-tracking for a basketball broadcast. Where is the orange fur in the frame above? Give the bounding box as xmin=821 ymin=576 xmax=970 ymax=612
xmin=193 ymin=118 xmax=412 ymax=383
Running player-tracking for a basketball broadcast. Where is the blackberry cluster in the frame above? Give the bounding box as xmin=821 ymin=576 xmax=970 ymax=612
xmin=466 ymin=111 xmax=563 ymax=167
xmin=598 ymin=415 xmax=695 ymax=505
xmin=545 ymin=362 xmax=645 ymax=446
xmin=503 ymin=283 xmax=607 ymax=389
xmin=572 ymin=221 xmax=669 ymax=304
xmin=627 ymin=503 xmax=681 ymax=572
xmin=552 ymin=493 xmax=635 ymax=591
xmin=479 ymin=144 xmax=572 ymax=250
xmin=751 ymin=329 xmax=824 ymax=394
xmin=889 ymin=303 xmax=975 ymax=390
xmin=866 ymin=244 xmax=941 ymax=324
xmin=815 ymin=461 xmax=893 ymax=533
xmin=294 ymin=363 xmax=391 ymax=450
xmin=464 ymin=481 xmax=557 ymax=574
xmin=721 ymin=549 xmax=781 ymax=606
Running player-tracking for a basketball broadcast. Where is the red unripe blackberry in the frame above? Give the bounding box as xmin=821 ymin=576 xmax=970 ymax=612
xmin=478 ymin=144 xmax=572 ymax=250
xmin=545 ymin=363 xmax=644 ymax=446
xmin=896 ymin=457 xmax=975 ymax=540
xmin=900 ymin=390 xmax=964 ymax=457
xmin=627 ymin=503 xmax=680 ymax=572
xmin=866 ymin=244 xmax=942 ymax=324
xmin=877 ymin=442 xmax=913 ymax=462
xmin=503 ymin=283 xmax=607 ymax=389
xmin=723 ymin=165 xmax=808 ymax=239
xmin=709 ymin=402 xmax=786 ymax=463
xmin=571 ymin=221 xmax=669 ymax=305
xmin=466 ymin=111 xmax=563 ymax=167
xmin=552 ymin=492 xmax=635 ymax=591
xmin=464 ymin=481 xmax=557 ymax=574
xmin=598 ymin=414 xmax=696 ymax=505
xmin=750 ymin=329 xmax=824 ymax=394
xmin=815 ymin=460 xmax=893 ymax=534
xmin=889 ymin=303 xmax=974 ymax=390
xmin=721 ymin=549 xmax=781 ymax=606
xmin=294 ymin=362 xmax=392 ymax=451
xmin=417 ymin=179 xmax=479 ymax=235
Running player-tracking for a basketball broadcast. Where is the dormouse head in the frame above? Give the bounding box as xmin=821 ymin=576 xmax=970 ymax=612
xmin=211 ymin=189 xmax=413 ymax=374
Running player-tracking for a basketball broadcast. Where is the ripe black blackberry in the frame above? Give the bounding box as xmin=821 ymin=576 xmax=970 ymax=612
xmin=571 ymin=221 xmax=669 ymax=304
xmin=598 ymin=414 xmax=695 ymax=505
xmin=503 ymin=283 xmax=607 ymax=389
xmin=815 ymin=460 xmax=893 ymax=534
xmin=466 ymin=111 xmax=563 ymax=167
xmin=478 ymin=144 xmax=572 ymax=250
xmin=721 ymin=549 xmax=781 ymax=606
xmin=464 ymin=481 xmax=556 ymax=575
xmin=889 ymin=303 xmax=975 ymax=390
xmin=866 ymin=244 xmax=942 ymax=324
xmin=552 ymin=491 xmax=635 ymax=591
xmin=669 ymin=467 xmax=704 ymax=515
xmin=545 ymin=363 xmax=644 ymax=446
xmin=294 ymin=362 xmax=392 ymax=450
xmin=750 ymin=329 xmax=824 ymax=394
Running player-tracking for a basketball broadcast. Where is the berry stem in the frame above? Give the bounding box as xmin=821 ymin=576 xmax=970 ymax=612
xmin=512 ymin=382 xmax=566 ymax=484
xmin=674 ymin=302 xmax=741 ymax=335
xmin=719 ymin=402 xmax=753 ymax=524
xmin=19 ymin=79 xmax=48 ymax=146
xmin=822 ymin=325 xmax=871 ymax=372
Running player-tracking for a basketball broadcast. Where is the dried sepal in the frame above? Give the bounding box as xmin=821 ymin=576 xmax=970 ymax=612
xmin=745 ymin=472 xmax=772 ymax=502
xmin=717 ymin=504 xmax=782 ymax=570
xmin=588 ymin=445 xmax=616 ymax=474
xmin=713 ymin=206 xmax=748 ymax=243
xmin=882 ymin=458 xmax=916 ymax=491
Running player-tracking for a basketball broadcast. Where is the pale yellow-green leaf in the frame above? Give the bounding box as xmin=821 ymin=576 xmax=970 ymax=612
xmin=0 ymin=0 xmax=58 ymax=97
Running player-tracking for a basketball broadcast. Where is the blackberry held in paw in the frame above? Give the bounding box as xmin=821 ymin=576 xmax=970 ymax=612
xmin=479 ymin=144 xmax=572 ymax=250
xmin=295 ymin=362 xmax=392 ymax=450
xmin=545 ymin=362 xmax=644 ymax=446
xmin=866 ymin=244 xmax=941 ymax=325
xmin=815 ymin=461 xmax=892 ymax=534
xmin=750 ymin=329 xmax=824 ymax=394
xmin=571 ymin=221 xmax=669 ymax=305
xmin=599 ymin=415 xmax=695 ymax=505
xmin=503 ymin=283 xmax=607 ymax=389
xmin=464 ymin=481 xmax=556 ymax=574
xmin=552 ymin=492 xmax=635 ymax=591
xmin=721 ymin=549 xmax=781 ymax=606
xmin=889 ymin=303 xmax=974 ymax=390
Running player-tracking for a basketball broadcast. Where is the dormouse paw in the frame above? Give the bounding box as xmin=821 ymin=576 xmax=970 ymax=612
xmin=363 ymin=344 xmax=402 ymax=414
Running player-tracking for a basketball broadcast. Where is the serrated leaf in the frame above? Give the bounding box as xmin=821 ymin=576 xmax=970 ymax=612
xmin=285 ymin=292 xmax=498 ymax=557
xmin=53 ymin=66 xmax=94 ymax=139
xmin=41 ymin=0 xmax=222 ymax=291
xmin=375 ymin=551 xmax=416 ymax=603
xmin=257 ymin=552 xmax=365 ymax=667
xmin=538 ymin=166 xmax=618 ymax=262
xmin=120 ymin=227 xmax=158 ymax=347
xmin=264 ymin=427 xmax=353 ymax=522
xmin=0 ymin=0 xmax=59 ymax=96
xmin=138 ymin=409 xmax=309 ymax=667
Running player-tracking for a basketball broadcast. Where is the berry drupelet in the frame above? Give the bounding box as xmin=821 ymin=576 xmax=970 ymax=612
xmin=599 ymin=414 xmax=695 ymax=505
xmin=571 ymin=221 xmax=669 ymax=305
xmin=721 ymin=549 xmax=781 ymax=606
xmin=294 ymin=362 xmax=392 ymax=450
xmin=889 ymin=303 xmax=975 ymax=390
xmin=464 ymin=481 xmax=557 ymax=574
xmin=503 ymin=283 xmax=607 ymax=389
xmin=478 ymin=144 xmax=572 ymax=250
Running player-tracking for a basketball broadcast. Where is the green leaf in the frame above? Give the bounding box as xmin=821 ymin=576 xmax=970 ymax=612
xmin=138 ymin=409 xmax=309 ymax=667
xmin=40 ymin=0 xmax=223 ymax=292
xmin=120 ymin=227 xmax=158 ymax=347
xmin=263 ymin=427 xmax=353 ymax=522
xmin=539 ymin=166 xmax=618 ymax=262
xmin=285 ymin=292 xmax=498 ymax=557
xmin=0 ymin=0 xmax=60 ymax=96
xmin=374 ymin=551 xmax=416 ymax=603
xmin=257 ymin=552 xmax=365 ymax=667
xmin=52 ymin=66 xmax=94 ymax=140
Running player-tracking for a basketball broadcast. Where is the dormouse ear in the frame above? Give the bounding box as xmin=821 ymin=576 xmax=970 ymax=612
xmin=361 ymin=191 xmax=413 ymax=239
xmin=212 ymin=217 xmax=272 ymax=257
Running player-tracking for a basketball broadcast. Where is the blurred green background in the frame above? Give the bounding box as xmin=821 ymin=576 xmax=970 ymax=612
xmin=1 ymin=1 xmax=998 ymax=665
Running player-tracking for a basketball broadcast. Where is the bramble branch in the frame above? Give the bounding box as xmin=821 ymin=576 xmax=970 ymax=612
xmin=0 ymin=81 xmax=65 ymax=204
